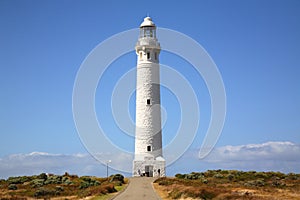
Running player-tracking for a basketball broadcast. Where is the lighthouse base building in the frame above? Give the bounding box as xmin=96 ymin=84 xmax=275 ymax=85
xmin=133 ymin=157 xmax=165 ymax=177
xmin=133 ymin=16 xmax=165 ymax=177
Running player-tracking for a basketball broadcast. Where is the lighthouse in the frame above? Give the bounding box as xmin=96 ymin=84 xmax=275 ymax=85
xmin=133 ymin=17 xmax=165 ymax=177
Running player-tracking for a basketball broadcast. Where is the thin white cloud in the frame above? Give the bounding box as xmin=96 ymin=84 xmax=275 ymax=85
xmin=1 ymin=141 xmax=299 ymax=179
xmin=0 ymin=152 xmax=131 ymax=179
xmin=198 ymin=141 xmax=300 ymax=173
xmin=206 ymin=141 xmax=300 ymax=162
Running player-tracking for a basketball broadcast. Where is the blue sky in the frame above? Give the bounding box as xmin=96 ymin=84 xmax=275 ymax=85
xmin=0 ymin=0 xmax=300 ymax=178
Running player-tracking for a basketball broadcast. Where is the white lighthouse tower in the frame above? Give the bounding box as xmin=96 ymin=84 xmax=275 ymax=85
xmin=133 ymin=17 xmax=165 ymax=177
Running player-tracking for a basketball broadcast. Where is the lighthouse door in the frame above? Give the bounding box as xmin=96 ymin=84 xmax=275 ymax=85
xmin=145 ymin=165 xmax=153 ymax=177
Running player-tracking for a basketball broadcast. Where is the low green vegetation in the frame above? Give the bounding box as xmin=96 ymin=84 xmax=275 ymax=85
xmin=0 ymin=172 xmax=126 ymax=199
xmin=155 ymin=170 xmax=300 ymax=199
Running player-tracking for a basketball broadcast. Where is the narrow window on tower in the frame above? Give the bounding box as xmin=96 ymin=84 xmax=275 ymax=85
xmin=154 ymin=52 xmax=157 ymax=60
xmin=147 ymin=52 xmax=150 ymax=60
xmin=147 ymin=99 xmax=151 ymax=105
xmin=147 ymin=146 xmax=151 ymax=152
xmin=139 ymin=52 xmax=142 ymax=60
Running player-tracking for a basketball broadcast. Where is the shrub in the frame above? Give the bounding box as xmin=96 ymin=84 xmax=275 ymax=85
xmin=7 ymin=176 xmax=30 ymax=184
xmin=227 ymin=174 xmax=234 ymax=181
xmin=8 ymin=184 xmax=17 ymax=190
xmin=155 ymin=178 xmax=173 ymax=186
xmin=63 ymin=179 xmax=73 ymax=185
xmin=31 ymin=179 xmax=45 ymax=188
xmin=110 ymin=174 xmax=124 ymax=183
xmin=255 ymin=179 xmax=265 ymax=187
xmin=104 ymin=184 xmax=117 ymax=193
xmin=286 ymin=173 xmax=300 ymax=180
xmin=44 ymin=175 xmax=62 ymax=185
xmin=175 ymin=172 xmax=205 ymax=180
xmin=55 ymin=186 xmax=64 ymax=192
xmin=79 ymin=181 xmax=90 ymax=189
xmin=175 ymin=173 xmax=185 ymax=179
xmin=213 ymin=173 xmax=224 ymax=179
xmin=7 ymin=177 xmax=21 ymax=184
xmin=78 ymin=176 xmax=101 ymax=189
xmin=185 ymin=174 xmax=192 ymax=180
xmin=220 ymin=170 xmax=229 ymax=175
xmin=61 ymin=176 xmax=68 ymax=182
xmin=80 ymin=176 xmax=92 ymax=182
xmin=272 ymin=180 xmax=286 ymax=187
xmin=92 ymin=180 xmax=100 ymax=186
xmin=37 ymin=173 xmax=48 ymax=180
xmin=254 ymin=172 xmax=268 ymax=179
xmin=34 ymin=187 xmax=55 ymax=197
xmin=185 ymin=173 xmax=199 ymax=180
xmin=244 ymin=179 xmax=265 ymax=187
xmin=202 ymin=179 xmax=208 ymax=184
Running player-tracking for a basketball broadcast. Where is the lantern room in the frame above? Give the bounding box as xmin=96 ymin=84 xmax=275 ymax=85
xmin=139 ymin=17 xmax=156 ymax=38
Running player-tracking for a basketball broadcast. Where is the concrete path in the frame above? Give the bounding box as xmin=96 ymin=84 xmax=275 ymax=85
xmin=112 ymin=177 xmax=161 ymax=200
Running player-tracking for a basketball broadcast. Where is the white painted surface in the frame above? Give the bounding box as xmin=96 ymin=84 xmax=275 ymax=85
xmin=133 ymin=17 xmax=165 ymax=177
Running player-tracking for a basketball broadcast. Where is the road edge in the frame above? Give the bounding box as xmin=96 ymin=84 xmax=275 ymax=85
xmin=109 ymin=178 xmax=130 ymax=200
xmin=151 ymin=178 xmax=162 ymax=200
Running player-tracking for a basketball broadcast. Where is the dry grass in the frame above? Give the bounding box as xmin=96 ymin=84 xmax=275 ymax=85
xmin=154 ymin=170 xmax=300 ymax=200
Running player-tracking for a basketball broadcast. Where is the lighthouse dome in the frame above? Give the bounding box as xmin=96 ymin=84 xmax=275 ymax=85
xmin=140 ymin=17 xmax=155 ymax=27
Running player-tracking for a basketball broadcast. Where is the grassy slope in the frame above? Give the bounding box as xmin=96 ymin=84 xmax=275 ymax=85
xmin=154 ymin=170 xmax=300 ymax=200
xmin=0 ymin=173 xmax=127 ymax=200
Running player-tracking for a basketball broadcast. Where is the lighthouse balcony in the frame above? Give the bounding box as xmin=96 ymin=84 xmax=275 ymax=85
xmin=136 ymin=38 xmax=160 ymax=49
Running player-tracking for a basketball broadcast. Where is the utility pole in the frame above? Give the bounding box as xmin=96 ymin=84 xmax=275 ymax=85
xmin=106 ymin=160 xmax=111 ymax=179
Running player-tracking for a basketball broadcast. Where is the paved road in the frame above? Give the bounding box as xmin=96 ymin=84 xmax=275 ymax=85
xmin=112 ymin=177 xmax=161 ymax=200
